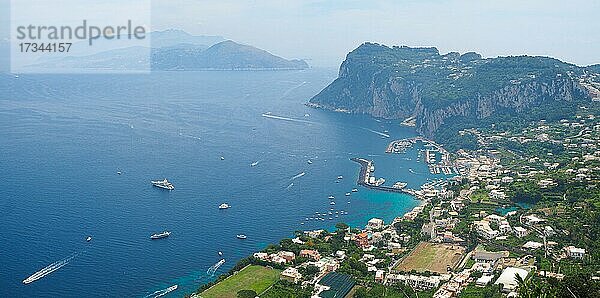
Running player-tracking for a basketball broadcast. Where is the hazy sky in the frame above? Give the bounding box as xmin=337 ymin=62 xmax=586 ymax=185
xmin=3 ymin=0 xmax=599 ymax=67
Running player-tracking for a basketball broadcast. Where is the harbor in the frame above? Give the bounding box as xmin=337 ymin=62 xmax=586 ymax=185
xmin=386 ymin=137 xmax=458 ymax=175
xmin=350 ymin=158 xmax=418 ymax=196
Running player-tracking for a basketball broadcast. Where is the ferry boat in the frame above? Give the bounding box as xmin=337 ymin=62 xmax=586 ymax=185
xmin=150 ymin=231 xmax=171 ymax=239
xmin=236 ymin=234 xmax=247 ymax=239
xmin=151 ymin=179 xmax=174 ymax=190
xmin=219 ymin=203 xmax=231 ymax=209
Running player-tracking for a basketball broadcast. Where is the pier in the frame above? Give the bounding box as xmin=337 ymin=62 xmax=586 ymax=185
xmin=350 ymin=158 xmax=418 ymax=197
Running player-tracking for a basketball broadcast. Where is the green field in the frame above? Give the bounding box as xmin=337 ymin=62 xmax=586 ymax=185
xmin=200 ymin=265 xmax=281 ymax=298
xmin=395 ymin=242 xmax=466 ymax=274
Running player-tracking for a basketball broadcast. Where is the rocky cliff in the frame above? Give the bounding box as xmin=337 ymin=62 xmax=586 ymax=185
xmin=309 ymin=43 xmax=598 ymax=139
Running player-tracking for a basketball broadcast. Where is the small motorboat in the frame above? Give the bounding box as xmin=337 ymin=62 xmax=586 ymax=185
xmin=328 ymin=196 xmax=335 ymax=199
xmin=86 ymin=236 xmax=92 ymax=242
xmin=352 ymin=188 xmax=358 ymax=192
xmin=218 ymin=251 xmax=223 ymax=256
xmin=307 ymin=159 xmax=313 ymax=164
xmin=330 ymin=201 xmax=335 ymax=205
xmin=345 ymin=193 xmax=351 ymax=196
xmin=236 ymin=234 xmax=247 ymax=239
xmin=220 ymin=156 xmax=225 ymax=160
xmin=151 ymin=231 xmax=171 ymax=240
xmin=337 ymin=175 xmax=343 ymax=179
xmin=219 ymin=203 xmax=231 ymax=209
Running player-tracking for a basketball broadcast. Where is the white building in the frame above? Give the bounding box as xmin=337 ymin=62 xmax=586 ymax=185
xmin=495 ymin=267 xmax=529 ymax=292
xmin=476 ymin=274 xmax=494 ymax=287
xmin=514 ymin=226 xmax=528 ymax=238
xmin=367 ymin=218 xmax=385 ymax=230
xmin=253 ymin=252 xmax=268 ymax=260
xmin=523 ymin=241 xmax=543 ymax=250
xmin=475 ymin=220 xmax=499 ymax=239
xmin=375 ymin=270 xmax=385 ymax=283
xmin=499 ymin=224 xmax=512 ymax=234
xmin=387 ymin=274 xmax=442 ymax=290
xmin=524 ymin=215 xmax=544 ymax=225
xmin=280 ymin=267 xmax=302 ymax=283
xmin=564 ymin=246 xmax=586 ymax=259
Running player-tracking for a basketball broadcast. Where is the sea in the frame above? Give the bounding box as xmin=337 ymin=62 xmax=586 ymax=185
xmin=0 ymin=68 xmax=447 ymax=297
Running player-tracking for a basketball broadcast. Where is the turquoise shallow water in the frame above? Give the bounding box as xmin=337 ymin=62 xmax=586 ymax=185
xmin=0 ymin=69 xmax=445 ymax=297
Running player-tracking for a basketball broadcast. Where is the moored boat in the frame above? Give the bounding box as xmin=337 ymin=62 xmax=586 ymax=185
xmin=150 ymin=231 xmax=171 ymax=239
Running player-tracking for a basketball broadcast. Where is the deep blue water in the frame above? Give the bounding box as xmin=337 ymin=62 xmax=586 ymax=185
xmin=0 ymin=69 xmax=445 ymax=297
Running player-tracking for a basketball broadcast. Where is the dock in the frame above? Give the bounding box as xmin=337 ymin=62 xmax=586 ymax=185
xmin=350 ymin=158 xmax=418 ymax=197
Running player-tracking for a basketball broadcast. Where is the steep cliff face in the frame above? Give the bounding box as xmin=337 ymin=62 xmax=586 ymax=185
xmin=309 ymin=43 xmax=596 ymax=139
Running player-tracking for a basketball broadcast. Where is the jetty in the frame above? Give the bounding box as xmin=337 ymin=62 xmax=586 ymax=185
xmin=350 ymin=158 xmax=418 ymax=197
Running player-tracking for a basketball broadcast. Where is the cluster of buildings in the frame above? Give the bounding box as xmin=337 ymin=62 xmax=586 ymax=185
xmin=472 ymin=213 xmax=526 ymax=240
xmin=253 ymin=250 xmax=296 ymax=265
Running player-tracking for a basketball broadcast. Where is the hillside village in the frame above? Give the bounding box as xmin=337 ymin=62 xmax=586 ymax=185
xmin=193 ymin=105 xmax=599 ymax=298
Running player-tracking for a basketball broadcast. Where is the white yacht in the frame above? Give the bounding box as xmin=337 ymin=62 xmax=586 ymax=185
xmin=151 ymin=231 xmax=171 ymax=239
xmin=151 ymin=179 xmax=174 ymax=190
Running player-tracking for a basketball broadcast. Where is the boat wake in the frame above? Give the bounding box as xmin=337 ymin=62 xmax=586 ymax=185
xmin=280 ymin=81 xmax=307 ymax=99
xmin=291 ymin=172 xmax=306 ymax=180
xmin=207 ymin=259 xmax=225 ymax=276
xmin=361 ymin=127 xmax=390 ymax=138
xmin=180 ymin=133 xmax=201 ymax=140
xmin=261 ymin=113 xmax=314 ymax=124
xmin=144 ymin=285 xmax=178 ymax=298
xmin=22 ymin=252 xmax=79 ymax=284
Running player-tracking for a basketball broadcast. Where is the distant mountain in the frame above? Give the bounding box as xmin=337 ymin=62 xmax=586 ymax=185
xmin=25 ymin=31 xmax=308 ymax=71
xmin=309 ymin=42 xmax=600 ymax=147
xmin=152 ymin=40 xmax=309 ymax=70
xmin=149 ymin=29 xmax=224 ymax=48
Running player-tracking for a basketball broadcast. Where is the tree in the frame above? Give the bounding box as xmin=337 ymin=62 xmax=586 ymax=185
xmin=335 ymin=222 xmax=349 ymax=231
xmin=300 ymin=265 xmax=320 ymax=280
xmin=237 ymin=289 xmax=257 ymax=298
